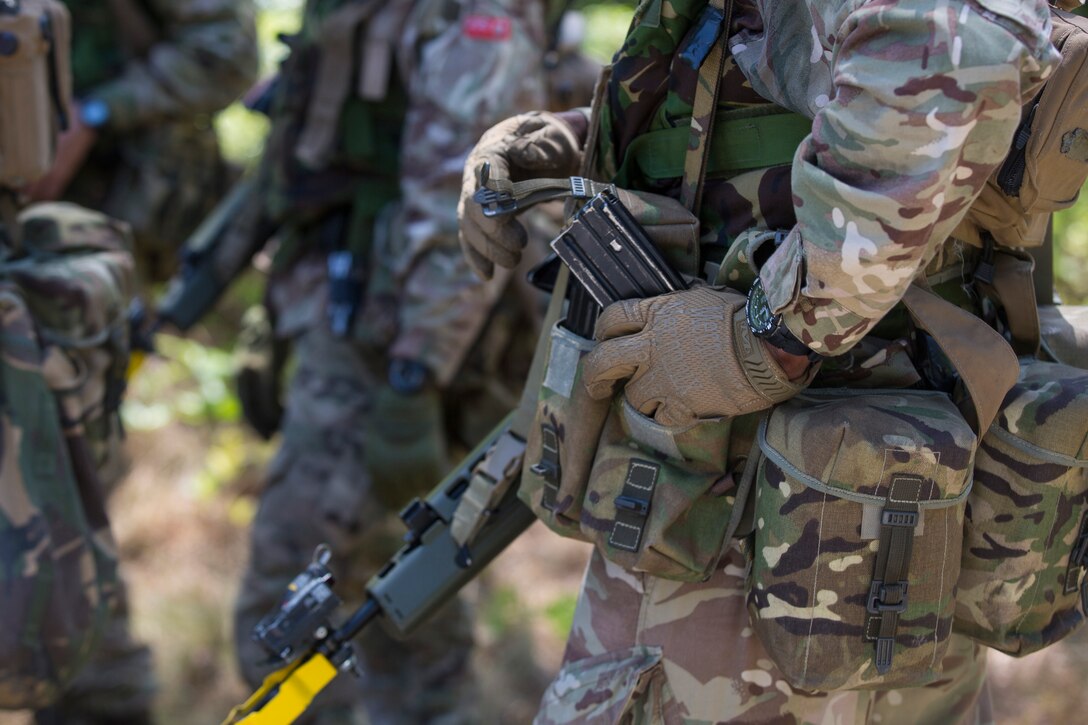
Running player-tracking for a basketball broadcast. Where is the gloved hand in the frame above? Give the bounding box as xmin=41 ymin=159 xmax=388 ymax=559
xmin=458 ymin=111 xmax=583 ymax=280
xmin=582 ymin=287 xmax=812 ymax=426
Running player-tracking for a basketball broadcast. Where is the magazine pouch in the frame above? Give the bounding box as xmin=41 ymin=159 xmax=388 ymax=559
xmin=955 ymin=359 xmax=1088 ymax=655
xmin=748 ymin=389 xmax=977 ymax=691
xmin=574 ymin=398 xmax=752 ymax=582
xmin=518 ymin=322 xmax=608 ymax=540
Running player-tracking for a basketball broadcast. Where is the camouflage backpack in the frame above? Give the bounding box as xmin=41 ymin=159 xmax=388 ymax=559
xmin=0 ymin=203 xmax=133 ymax=710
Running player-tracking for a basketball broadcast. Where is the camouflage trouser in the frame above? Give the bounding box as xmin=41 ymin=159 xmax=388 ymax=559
xmin=34 ymin=450 xmax=156 ymax=724
xmin=34 ymin=574 xmax=156 ymax=724
xmin=537 ymin=546 xmax=992 ymax=725
xmin=234 ymin=326 xmax=476 ymax=725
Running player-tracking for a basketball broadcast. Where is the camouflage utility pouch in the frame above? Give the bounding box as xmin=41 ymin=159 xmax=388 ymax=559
xmin=955 ymin=359 xmax=1088 ymax=655
xmin=748 ymin=389 xmax=978 ymax=691
xmin=519 ymin=320 xmax=607 ymax=540
xmin=576 ymin=399 xmax=754 ymax=581
xmin=518 ymin=189 xmax=700 ymax=542
xmin=0 ymin=202 xmax=132 ymax=708
xmin=0 ymin=0 xmax=71 ymax=189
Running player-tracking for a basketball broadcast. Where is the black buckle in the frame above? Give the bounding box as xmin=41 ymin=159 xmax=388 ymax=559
xmin=614 ymin=495 xmax=649 ymax=516
xmin=473 ymin=187 xmax=519 ymax=217
xmin=473 ymin=162 xmax=520 ymax=217
xmin=867 ymin=580 xmax=909 ymax=614
xmin=881 ymin=509 xmax=919 ymax=528
xmin=1072 ymin=517 xmax=1088 ymax=568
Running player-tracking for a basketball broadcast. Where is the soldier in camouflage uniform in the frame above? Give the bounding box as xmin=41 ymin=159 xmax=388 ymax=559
xmin=24 ymin=0 xmax=259 ymax=283
xmin=22 ymin=2 xmax=257 ymax=723
xmin=232 ymin=2 xmax=554 ymax=723
xmin=460 ymin=0 xmax=1065 ymax=721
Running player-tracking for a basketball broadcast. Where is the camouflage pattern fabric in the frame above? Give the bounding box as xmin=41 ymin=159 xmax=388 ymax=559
xmin=61 ymin=0 xmax=259 ymax=282
xmin=236 ymin=1 xmax=549 ymax=722
xmin=596 ymin=0 xmax=1057 ymax=356
xmin=0 ymin=203 xmax=144 ymax=714
xmin=529 ymin=0 xmax=1059 ymax=718
xmin=748 ymin=389 xmax=977 ymax=691
xmin=738 ymin=0 xmax=1056 ymax=355
xmin=956 ymin=359 xmax=1088 ymax=656
xmin=537 ymin=547 xmax=993 ymax=725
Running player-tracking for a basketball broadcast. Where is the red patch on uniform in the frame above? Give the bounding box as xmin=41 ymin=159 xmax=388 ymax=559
xmin=462 ymin=15 xmax=512 ymax=41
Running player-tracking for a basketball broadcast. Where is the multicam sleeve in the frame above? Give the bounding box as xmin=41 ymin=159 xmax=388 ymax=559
xmin=87 ymin=0 xmax=260 ymax=132
xmin=758 ymin=0 xmax=1058 ymax=355
xmin=390 ymin=0 xmax=547 ymax=386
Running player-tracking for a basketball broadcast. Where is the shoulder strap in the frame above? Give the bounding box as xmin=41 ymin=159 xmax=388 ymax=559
xmin=295 ymin=0 xmax=386 ymax=169
xmin=901 ymin=284 xmax=1019 ymax=435
xmin=679 ymin=0 xmax=734 ymax=213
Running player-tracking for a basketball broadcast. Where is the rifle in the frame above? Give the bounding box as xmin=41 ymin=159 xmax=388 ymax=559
xmin=154 ymin=176 xmax=276 ymax=333
xmin=222 ymin=188 xmax=686 ymax=724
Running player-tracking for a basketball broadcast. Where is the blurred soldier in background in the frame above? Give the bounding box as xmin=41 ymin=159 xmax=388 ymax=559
xmin=24 ymin=0 xmax=259 ymax=283
xmin=0 ymin=2 xmax=142 ymax=724
xmin=19 ymin=2 xmax=258 ymax=723
xmin=228 ymin=1 xmax=595 ymax=723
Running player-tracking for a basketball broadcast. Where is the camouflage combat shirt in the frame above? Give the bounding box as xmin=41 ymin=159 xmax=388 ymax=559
xmin=604 ymin=0 xmax=1059 ymax=356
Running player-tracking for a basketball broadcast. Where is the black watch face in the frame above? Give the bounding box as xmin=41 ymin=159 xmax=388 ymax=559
xmin=747 ymin=280 xmax=777 ymax=337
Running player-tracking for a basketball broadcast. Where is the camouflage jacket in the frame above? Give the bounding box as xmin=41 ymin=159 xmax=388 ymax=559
xmin=65 ymin=0 xmax=259 ymax=132
xmin=743 ymin=0 xmax=1057 ymax=355
xmin=266 ymin=0 xmax=547 ymax=386
xmin=605 ymin=0 xmax=1058 ymax=357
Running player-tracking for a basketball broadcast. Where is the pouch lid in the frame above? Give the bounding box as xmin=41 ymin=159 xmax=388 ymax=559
xmin=759 ymin=389 xmax=977 ymax=509
xmin=991 ymin=359 xmax=1088 ymax=464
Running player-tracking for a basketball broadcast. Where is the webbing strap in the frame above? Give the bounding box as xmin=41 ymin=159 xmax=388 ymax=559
xmin=680 ymin=0 xmax=734 ymax=213
xmin=474 ymin=174 xmax=615 ymax=216
xmin=901 ymin=284 xmax=1019 ymax=436
xmin=865 ymin=476 xmax=922 ymax=674
xmin=618 ymin=108 xmax=811 ymax=183
xmin=296 ymin=0 xmax=384 ymax=168
xmin=973 ymin=234 xmax=1042 ymax=355
xmin=531 ymin=423 xmax=561 ymax=510
xmin=609 ymin=459 xmax=660 ymax=552
xmin=448 ymin=268 xmax=571 ymax=547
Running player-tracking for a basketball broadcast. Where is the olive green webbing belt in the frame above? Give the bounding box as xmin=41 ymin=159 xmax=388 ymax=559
xmin=481 ymin=107 xmax=811 ymax=209
xmin=619 ymin=107 xmax=812 ymax=183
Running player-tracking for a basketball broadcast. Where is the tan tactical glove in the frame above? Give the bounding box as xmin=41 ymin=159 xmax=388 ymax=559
xmin=582 ymin=287 xmax=812 ymax=426
xmin=458 ymin=111 xmax=583 ymax=280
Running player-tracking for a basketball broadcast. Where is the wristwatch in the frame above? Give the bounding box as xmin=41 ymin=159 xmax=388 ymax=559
xmin=79 ymin=98 xmax=111 ymax=129
xmin=745 ymin=278 xmax=820 ymax=359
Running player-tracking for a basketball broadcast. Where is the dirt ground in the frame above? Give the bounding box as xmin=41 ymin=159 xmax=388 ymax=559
xmin=3 ymin=417 xmax=1088 ymax=724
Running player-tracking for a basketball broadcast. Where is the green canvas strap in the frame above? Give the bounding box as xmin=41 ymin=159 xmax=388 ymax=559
xmin=680 ymin=0 xmax=734 ymax=213
xmin=865 ymin=476 xmax=922 ymax=674
xmin=618 ymin=107 xmax=811 ymax=183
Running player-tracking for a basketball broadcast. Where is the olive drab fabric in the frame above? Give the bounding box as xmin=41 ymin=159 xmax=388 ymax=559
xmin=955 ymin=7 xmax=1088 ymax=249
xmin=61 ymin=0 xmax=258 ymax=281
xmin=0 ymin=0 xmax=71 ymax=190
xmin=0 ymin=202 xmax=133 ymax=710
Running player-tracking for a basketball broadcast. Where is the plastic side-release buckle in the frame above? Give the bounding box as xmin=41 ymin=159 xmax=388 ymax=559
xmin=881 ymin=509 xmax=919 ymax=528
xmin=473 ymin=186 xmax=519 ymax=217
xmin=867 ymin=579 xmax=909 ymax=614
